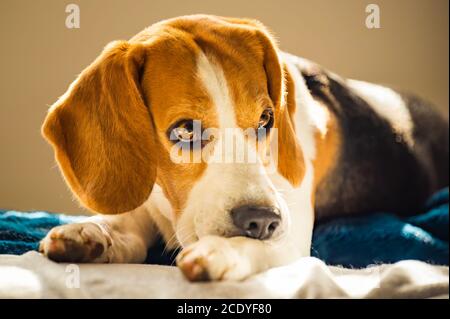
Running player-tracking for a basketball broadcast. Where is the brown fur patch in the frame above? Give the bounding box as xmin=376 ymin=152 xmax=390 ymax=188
xmin=276 ymin=66 xmax=305 ymax=186
xmin=42 ymin=41 xmax=157 ymax=214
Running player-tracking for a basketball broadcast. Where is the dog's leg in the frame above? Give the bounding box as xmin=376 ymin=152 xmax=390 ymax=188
xmin=176 ymin=235 xmax=307 ymax=281
xmin=39 ymin=206 xmax=156 ymax=263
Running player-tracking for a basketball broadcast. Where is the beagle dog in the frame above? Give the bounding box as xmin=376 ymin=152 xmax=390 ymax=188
xmin=39 ymin=15 xmax=449 ymax=281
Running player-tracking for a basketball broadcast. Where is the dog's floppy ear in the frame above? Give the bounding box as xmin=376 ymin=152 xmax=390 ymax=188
xmin=275 ymin=66 xmax=305 ymax=186
xmin=247 ymin=23 xmax=305 ymax=186
xmin=42 ymin=41 xmax=157 ymax=214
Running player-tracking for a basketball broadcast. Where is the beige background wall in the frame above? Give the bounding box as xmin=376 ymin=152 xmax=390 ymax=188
xmin=0 ymin=0 xmax=448 ymax=214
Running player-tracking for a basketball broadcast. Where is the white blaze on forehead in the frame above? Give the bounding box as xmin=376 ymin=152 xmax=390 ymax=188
xmin=347 ymin=79 xmax=414 ymax=147
xmin=196 ymin=52 xmax=237 ymax=129
xmin=173 ymin=51 xmax=279 ymax=246
xmin=195 ymin=51 xmax=257 ymax=163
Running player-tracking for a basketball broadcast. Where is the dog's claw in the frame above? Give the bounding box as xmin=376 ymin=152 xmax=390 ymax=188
xmin=177 ymin=255 xmax=211 ymax=281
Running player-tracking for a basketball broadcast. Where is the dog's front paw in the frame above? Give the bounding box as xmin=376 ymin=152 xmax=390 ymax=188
xmin=39 ymin=223 xmax=110 ymax=263
xmin=176 ymin=236 xmax=251 ymax=282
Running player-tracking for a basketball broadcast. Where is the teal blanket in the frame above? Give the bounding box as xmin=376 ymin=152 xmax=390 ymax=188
xmin=1 ymin=188 xmax=448 ymax=267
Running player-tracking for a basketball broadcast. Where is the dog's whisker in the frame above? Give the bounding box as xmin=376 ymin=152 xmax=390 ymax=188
xmin=168 ymin=231 xmax=197 ymax=265
xmin=162 ymin=229 xmax=187 ymax=255
xmin=161 ymin=224 xmax=192 ymax=255
xmin=162 ymin=238 xmax=177 ymax=255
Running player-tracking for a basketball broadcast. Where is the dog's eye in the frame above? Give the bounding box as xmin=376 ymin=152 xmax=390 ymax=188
xmin=170 ymin=120 xmax=196 ymax=143
xmin=258 ymin=108 xmax=274 ymax=131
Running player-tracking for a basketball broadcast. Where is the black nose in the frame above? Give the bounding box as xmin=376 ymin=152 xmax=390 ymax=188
xmin=231 ymin=205 xmax=281 ymax=240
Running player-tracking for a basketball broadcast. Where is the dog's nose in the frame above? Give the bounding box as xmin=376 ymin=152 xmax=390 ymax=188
xmin=231 ymin=205 xmax=281 ymax=240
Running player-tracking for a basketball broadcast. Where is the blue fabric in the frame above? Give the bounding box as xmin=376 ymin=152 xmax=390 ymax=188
xmin=1 ymin=188 xmax=448 ymax=268
xmin=311 ymin=188 xmax=449 ymax=267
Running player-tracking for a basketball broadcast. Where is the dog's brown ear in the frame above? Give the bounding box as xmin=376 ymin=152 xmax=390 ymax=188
xmin=42 ymin=41 xmax=157 ymax=214
xmin=250 ymin=25 xmax=305 ymax=186
xmin=274 ymin=66 xmax=305 ymax=187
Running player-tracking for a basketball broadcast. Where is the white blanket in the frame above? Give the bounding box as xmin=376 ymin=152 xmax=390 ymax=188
xmin=0 ymin=252 xmax=448 ymax=298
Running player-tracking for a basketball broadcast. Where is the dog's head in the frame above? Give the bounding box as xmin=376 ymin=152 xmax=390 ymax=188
xmin=42 ymin=15 xmax=305 ymax=246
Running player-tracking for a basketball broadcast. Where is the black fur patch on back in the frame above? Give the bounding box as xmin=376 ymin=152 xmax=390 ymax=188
xmin=298 ymin=65 xmax=448 ymax=221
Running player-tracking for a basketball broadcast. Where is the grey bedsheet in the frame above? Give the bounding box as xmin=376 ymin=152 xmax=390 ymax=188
xmin=0 ymin=252 xmax=448 ymax=298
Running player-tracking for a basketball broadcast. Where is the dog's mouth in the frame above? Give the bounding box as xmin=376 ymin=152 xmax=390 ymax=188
xmin=175 ymin=203 xmax=286 ymax=249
